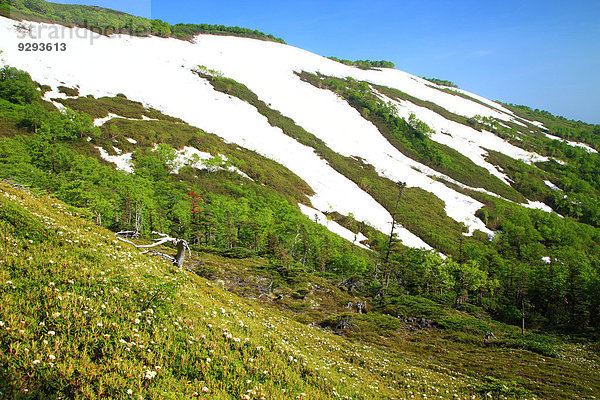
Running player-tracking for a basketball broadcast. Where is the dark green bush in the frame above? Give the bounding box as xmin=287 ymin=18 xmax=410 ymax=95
xmin=57 ymin=86 xmax=79 ymax=97
xmin=0 ymin=67 xmax=40 ymax=104
xmin=218 ymin=246 xmax=257 ymax=259
xmin=438 ymin=316 xmax=490 ymax=334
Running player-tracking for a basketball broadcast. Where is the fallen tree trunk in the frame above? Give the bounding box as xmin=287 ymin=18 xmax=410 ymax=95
xmin=115 ymin=231 xmax=191 ymax=268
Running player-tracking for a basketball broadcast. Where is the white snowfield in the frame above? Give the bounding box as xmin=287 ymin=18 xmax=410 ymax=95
xmin=0 ymin=17 xmax=561 ymax=250
xmin=42 ymin=86 xmax=67 ymax=110
xmin=529 ymin=120 xmax=547 ymax=130
xmin=443 ymin=87 xmax=516 ymax=116
xmin=93 ymin=113 xmax=123 ymax=127
xmin=523 ymin=200 xmax=555 ymax=214
xmin=96 ymin=147 xmax=133 ymax=173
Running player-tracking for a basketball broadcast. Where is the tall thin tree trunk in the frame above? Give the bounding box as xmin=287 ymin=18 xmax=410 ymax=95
xmin=384 ymin=182 xmax=405 ymax=265
xmin=381 ymin=182 xmax=405 ymax=298
xmin=521 ymin=296 xmax=525 ymax=335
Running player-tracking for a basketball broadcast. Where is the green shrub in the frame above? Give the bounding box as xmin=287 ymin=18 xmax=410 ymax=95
xmin=438 ymin=316 xmax=490 ymax=334
xmin=422 ymin=77 xmax=458 ymax=88
xmin=475 ymin=377 xmax=533 ymax=399
xmin=57 ymin=86 xmax=79 ymax=97
xmin=327 ymin=57 xmax=395 ymax=69
xmin=498 ymin=332 xmax=558 ymax=357
xmin=218 ymin=246 xmax=257 ymax=259
xmin=381 ymin=295 xmax=447 ymax=319
xmin=356 ymin=313 xmax=403 ymax=332
xmin=292 ymin=288 xmax=310 ymax=299
xmin=0 ymin=66 xmax=40 ymax=104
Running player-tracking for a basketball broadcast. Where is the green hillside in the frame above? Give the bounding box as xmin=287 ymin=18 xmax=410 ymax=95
xmin=3 ymin=180 xmax=600 ymax=399
xmin=0 ymin=181 xmax=442 ymax=399
xmin=1 ymin=11 xmax=600 ymax=394
xmin=2 ymin=64 xmax=600 ymax=327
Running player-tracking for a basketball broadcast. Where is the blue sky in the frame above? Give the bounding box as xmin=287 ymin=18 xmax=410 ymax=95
xmin=53 ymin=0 xmax=600 ymax=124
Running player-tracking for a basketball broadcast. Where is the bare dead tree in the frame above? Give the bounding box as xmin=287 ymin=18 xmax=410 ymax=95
xmin=134 ymin=202 xmax=143 ymax=233
xmin=345 ymin=300 xmax=367 ymax=314
xmin=356 ymin=300 xmax=366 ymax=314
xmin=381 ymin=182 xmax=406 ymax=298
xmin=258 ymin=280 xmax=274 ymax=298
xmin=290 ymin=229 xmax=300 ymax=258
xmin=384 ymin=182 xmax=406 ymax=265
xmin=115 ymin=231 xmax=191 ymax=268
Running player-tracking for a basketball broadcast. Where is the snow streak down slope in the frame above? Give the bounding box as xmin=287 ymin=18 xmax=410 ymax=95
xmin=375 ymin=92 xmax=545 ymax=185
xmin=0 ymin=17 xmax=550 ymax=248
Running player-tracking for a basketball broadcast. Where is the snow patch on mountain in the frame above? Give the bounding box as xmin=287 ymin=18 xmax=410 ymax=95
xmin=522 ymin=200 xmax=557 ymax=214
xmin=94 ymin=113 xmax=123 ymax=126
xmin=529 ymin=120 xmax=547 ymax=130
xmin=544 ymin=180 xmax=560 ymax=191
xmin=0 ymin=19 xmax=424 ymax=247
xmin=172 ymin=146 xmax=252 ymax=180
xmin=442 ymin=87 xmax=515 ymax=115
xmin=41 ymin=86 xmax=67 ymax=110
xmin=96 ymin=147 xmax=133 ymax=173
xmin=375 ymin=92 xmax=546 ymax=184
xmin=298 ymin=204 xmax=373 ymax=250
xmin=92 ymin=113 xmax=159 ymax=127
xmin=544 ymin=132 xmax=598 ymax=153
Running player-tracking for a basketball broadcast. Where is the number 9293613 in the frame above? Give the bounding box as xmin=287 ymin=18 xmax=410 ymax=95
xmin=18 ymin=42 xmax=67 ymax=52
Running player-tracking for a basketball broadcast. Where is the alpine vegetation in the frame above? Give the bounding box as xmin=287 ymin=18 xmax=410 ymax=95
xmin=0 ymin=1 xmax=599 ymax=398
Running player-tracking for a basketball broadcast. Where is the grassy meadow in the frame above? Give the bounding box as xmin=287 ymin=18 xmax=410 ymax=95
xmin=1 ymin=182 xmax=599 ymax=399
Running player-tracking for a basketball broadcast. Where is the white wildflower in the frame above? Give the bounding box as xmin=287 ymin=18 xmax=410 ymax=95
xmin=144 ymin=370 xmax=157 ymax=380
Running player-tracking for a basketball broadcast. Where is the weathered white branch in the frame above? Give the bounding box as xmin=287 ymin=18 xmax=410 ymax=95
xmin=115 ymin=231 xmax=190 ymax=268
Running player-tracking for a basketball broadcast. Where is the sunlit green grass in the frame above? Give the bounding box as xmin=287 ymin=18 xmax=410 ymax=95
xmin=1 ymin=182 xmax=498 ymax=399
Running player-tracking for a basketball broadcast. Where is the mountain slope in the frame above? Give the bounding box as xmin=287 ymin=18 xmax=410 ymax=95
xmin=1 ymin=8 xmax=600 ymax=320
xmin=0 ymin=182 xmax=504 ymax=399
xmin=3 ymin=182 xmax=600 ymax=399
xmin=0 ymin=15 xmax=568 ymax=246
xmin=2 ymin=4 xmax=600 ymax=398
